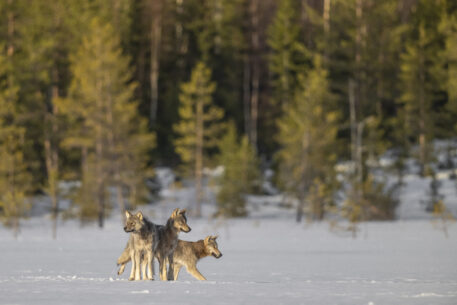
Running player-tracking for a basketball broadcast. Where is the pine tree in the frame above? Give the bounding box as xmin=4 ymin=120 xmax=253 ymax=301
xmin=0 ymin=46 xmax=32 ymax=237
xmin=267 ymin=0 xmax=308 ymax=107
xmin=276 ymin=56 xmax=339 ymax=222
xmin=59 ymin=17 xmax=154 ymax=226
xmin=173 ymin=61 xmax=225 ymax=217
xmin=397 ymin=0 xmax=446 ymax=176
xmin=398 ymin=26 xmax=435 ymax=176
xmin=216 ymin=123 xmax=259 ymax=217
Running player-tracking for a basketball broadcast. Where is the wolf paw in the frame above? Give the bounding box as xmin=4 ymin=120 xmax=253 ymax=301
xmin=128 ymin=277 xmax=135 ymax=281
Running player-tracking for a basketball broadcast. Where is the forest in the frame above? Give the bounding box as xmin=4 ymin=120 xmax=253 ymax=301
xmin=1 ymin=0 xmax=457 ymax=236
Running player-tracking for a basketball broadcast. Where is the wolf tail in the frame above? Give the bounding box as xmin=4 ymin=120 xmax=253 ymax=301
xmin=117 ymin=245 xmax=131 ymax=266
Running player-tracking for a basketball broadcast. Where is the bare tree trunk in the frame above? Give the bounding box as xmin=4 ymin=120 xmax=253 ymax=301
xmin=249 ymin=0 xmax=260 ymax=150
xmin=349 ymin=79 xmax=357 ymax=170
xmin=195 ymin=99 xmax=203 ymax=217
xmin=296 ymin=194 xmax=305 ymax=222
xmin=45 ymin=128 xmax=59 ymax=239
xmin=323 ymin=0 xmax=331 ymax=35
xmin=95 ymin=81 xmax=105 ymax=228
xmin=213 ymin=0 xmax=222 ymax=54
xmin=175 ymin=0 xmax=186 ymax=68
xmin=44 ymin=68 xmax=60 ymax=240
xmin=117 ymin=186 xmax=127 ymax=224
xmin=243 ymin=53 xmax=251 ymax=136
xmin=418 ymin=38 xmax=427 ymax=176
xmin=13 ymin=217 xmax=19 ymax=239
xmin=356 ymin=122 xmax=365 ymax=185
xmin=376 ymin=50 xmax=384 ymax=117
xmin=150 ymin=0 xmax=162 ymax=125
xmin=11 ymin=161 xmax=19 ymax=239
xmin=7 ymin=0 xmax=19 ymax=239
xmin=296 ymin=133 xmax=310 ymax=223
xmin=7 ymin=0 xmax=14 ymax=58
xmin=323 ymin=0 xmax=331 ymax=61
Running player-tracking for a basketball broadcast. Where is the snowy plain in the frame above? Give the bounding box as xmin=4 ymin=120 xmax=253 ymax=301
xmin=1 ymin=209 xmax=456 ymax=304
xmin=1 ymin=165 xmax=457 ymax=305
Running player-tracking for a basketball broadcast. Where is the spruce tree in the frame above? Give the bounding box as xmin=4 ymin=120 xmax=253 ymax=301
xmin=59 ymin=17 xmax=154 ymax=226
xmin=0 ymin=46 xmax=32 ymax=237
xmin=398 ymin=26 xmax=435 ymax=176
xmin=267 ymin=0 xmax=308 ymax=107
xmin=216 ymin=123 xmax=259 ymax=217
xmin=276 ymin=56 xmax=339 ymax=222
xmin=173 ymin=61 xmax=225 ymax=217
xmin=397 ymin=0 xmax=446 ymax=176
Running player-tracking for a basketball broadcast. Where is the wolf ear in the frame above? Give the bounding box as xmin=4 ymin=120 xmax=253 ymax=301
xmin=125 ymin=210 xmax=132 ymax=219
xmin=204 ymin=236 xmax=211 ymax=243
xmin=179 ymin=208 xmax=187 ymax=215
xmin=212 ymin=235 xmax=219 ymax=240
xmin=172 ymin=208 xmax=180 ymax=218
xmin=135 ymin=211 xmax=143 ymax=220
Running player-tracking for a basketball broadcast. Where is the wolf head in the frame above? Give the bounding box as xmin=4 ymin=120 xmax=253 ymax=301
xmin=171 ymin=208 xmax=191 ymax=233
xmin=205 ymin=235 xmax=222 ymax=258
xmin=124 ymin=211 xmax=145 ymax=233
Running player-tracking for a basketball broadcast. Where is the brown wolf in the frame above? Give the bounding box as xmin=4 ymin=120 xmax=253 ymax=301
xmin=119 ymin=211 xmax=159 ymax=281
xmin=171 ymin=235 xmax=222 ymax=281
xmin=117 ymin=208 xmax=191 ymax=281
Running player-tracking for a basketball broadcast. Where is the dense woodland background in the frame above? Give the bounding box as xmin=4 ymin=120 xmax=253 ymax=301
xmin=1 ymin=0 xmax=457 ymax=237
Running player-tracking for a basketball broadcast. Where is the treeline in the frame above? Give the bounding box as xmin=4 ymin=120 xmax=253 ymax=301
xmin=1 ymin=0 xmax=457 ymax=236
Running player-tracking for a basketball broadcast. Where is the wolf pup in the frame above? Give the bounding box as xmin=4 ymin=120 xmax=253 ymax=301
xmin=170 ymin=235 xmax=222 ymax=281
xmin=117 ymin=208 xmax=191 ymax=281
xmin=117 ymin=211 xmax=159 ymax=281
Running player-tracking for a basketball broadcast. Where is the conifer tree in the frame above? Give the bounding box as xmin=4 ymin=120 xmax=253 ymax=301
xmin=276 ymin=57 xmax=339 ymax=222
xmin=216 ymin=123 xmax=259 ymax=217
xmin=173 ymin=61 xmax=225 ymax=217
xmin=0 ymin=46 xmax=32 ymax=237
xmin=398 ymin=25 xmax=436 ymax=176
xmin=267 ymin=0 xmax=308 ymax=107
xmin=397 ymin=0 xmax=445 ymax=176
xmin=59 ymin=17 xmax=154 ymax=226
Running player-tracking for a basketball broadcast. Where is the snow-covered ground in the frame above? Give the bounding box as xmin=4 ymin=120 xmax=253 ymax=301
xmin=1 ymin=212 xmax=456 ymax=305
xmin=2 ymin=157 xmax=457 ymax=305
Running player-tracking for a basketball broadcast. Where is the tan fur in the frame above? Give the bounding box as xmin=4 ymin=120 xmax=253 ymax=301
xmin=171 ymin=235 xmax=222 ymax=281
xmin=117 ymin=208 xmax=191 ymax=281
xmin=120 ymin=211 xmax=158 ymax=281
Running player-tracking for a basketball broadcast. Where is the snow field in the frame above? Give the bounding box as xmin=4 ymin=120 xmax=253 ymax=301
xmin=1 ymin=215 xmax=456 ymax=305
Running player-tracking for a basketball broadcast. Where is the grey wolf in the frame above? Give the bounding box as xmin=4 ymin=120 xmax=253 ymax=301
xmin=171 ymin=235 xmax=222 ymax=281
xmin=118 ymin=211 xmax=159 ymax=281
xmin=117 ymin=208 xmax=191 ymax=281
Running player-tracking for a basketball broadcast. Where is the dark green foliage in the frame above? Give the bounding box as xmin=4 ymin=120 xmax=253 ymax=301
xmin=276 ymin=57 xmax=339 ymax=221
xmin=216 ymin=123 xmax=259 ymax=217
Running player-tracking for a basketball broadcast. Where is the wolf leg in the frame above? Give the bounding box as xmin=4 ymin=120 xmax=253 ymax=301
xmin=187 ymin=266 xmax=206 ymax=281
xmin=118 ymin=263 xmax=126 ymax=275
xmin=134 ymin=251 xmax=141 ymax=281
xmin=166 ymin=255 xmax=174 ymax=281
xmin=141 ymin=256 xmax=147 ymax=280
xmin=158 ymin=256 xmax=167 ymax=281
xmin=117 ymin=244 xmax=130 ymax=275
xmin=146 ymin=251 xmax=154 ymax=280
xmin=128 ymin=250 xmax=136 ymax=281
xmin=117 ymin=244 xmax=130 ymax=265
xmin=172 ymin=263 xmax=182 ymax=281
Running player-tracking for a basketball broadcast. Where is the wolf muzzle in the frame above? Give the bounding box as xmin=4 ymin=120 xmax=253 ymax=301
xmin=124 ymin=227 xmax=134 ymax=233
xmin=213 ymin=253 xmax=222 ymax=258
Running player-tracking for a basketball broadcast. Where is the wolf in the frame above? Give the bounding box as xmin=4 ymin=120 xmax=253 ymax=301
xmin=170 ymin=235 xmax=222 ymax=281
xmin=118 ymin=210 xmax=159 ymax=281
xmin=117 ymin=208 xmax=191 ymax=281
